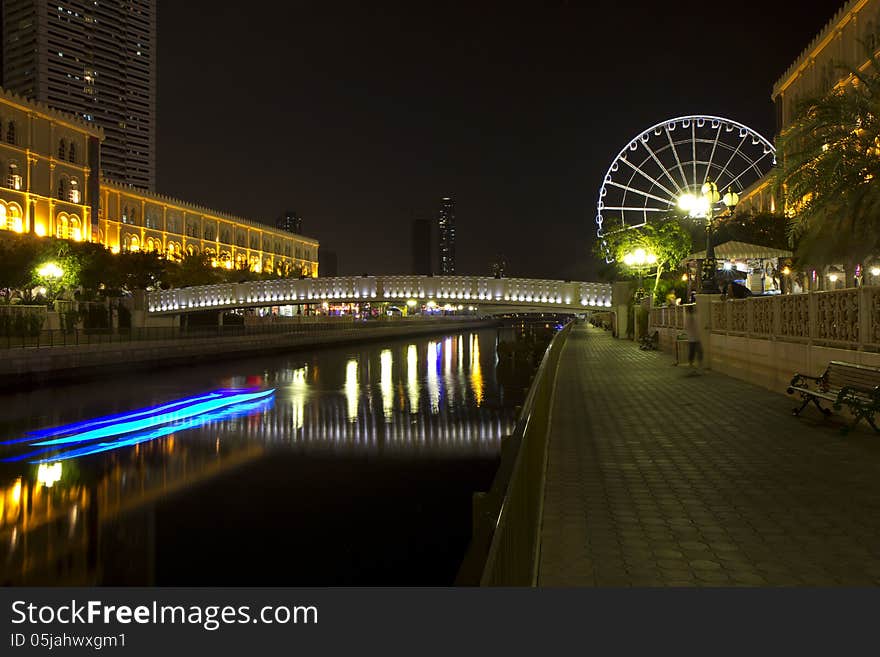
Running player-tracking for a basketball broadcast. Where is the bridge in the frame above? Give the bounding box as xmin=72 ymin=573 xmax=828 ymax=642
xmin=147 ymin=275 xmax=615 ymax=315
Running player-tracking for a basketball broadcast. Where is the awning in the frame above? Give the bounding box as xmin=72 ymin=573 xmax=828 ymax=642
xmin=687 ymin=240 xmax=793 ymax=262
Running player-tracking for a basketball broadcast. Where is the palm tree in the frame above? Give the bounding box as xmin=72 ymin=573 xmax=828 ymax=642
xmin=773 ymin=52 xmax=880 ymax=282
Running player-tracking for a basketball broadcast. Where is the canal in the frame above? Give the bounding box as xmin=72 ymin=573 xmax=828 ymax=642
xmin=0 ymin=324 xmax=545 ymax=586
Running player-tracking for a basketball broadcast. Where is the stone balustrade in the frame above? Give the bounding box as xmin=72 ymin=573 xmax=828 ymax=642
xmin=708 ymin=288 xmax=880 ymax=350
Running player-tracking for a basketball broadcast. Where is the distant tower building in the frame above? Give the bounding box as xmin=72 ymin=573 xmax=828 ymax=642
xmin=437 ymin=197 xmax=455 ymax=275
xmin=492 ymin=253 xmax=508 ymax=279
xmin=1 ymin=0 xmax=158 ymax=190
xmin=277 ymin=210 xmax=303 ymax=234
xmin=412 ymin=218 xmax=433 ymax=275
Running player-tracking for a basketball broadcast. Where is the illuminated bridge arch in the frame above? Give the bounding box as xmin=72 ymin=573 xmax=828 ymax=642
xmin=147 ymin=275 xmax=615 ymax=315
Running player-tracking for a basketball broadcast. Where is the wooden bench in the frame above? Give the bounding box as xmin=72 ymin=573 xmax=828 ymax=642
xmin=787 ymin=361 xmax=880 ymax=433
xmin=639 ymin=330 xmax=659 ymax=351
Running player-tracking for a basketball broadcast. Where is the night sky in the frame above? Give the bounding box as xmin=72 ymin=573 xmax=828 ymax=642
xmin=156 ymin=0 xmax=837 ymax=280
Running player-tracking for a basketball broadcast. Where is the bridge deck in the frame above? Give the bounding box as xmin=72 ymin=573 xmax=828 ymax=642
xmin=537 ymin=325 xmax=880 ymax=586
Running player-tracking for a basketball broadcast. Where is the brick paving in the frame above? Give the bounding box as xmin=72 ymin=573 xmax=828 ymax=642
xmin=537 ymin=324 xmax=880 ymax=586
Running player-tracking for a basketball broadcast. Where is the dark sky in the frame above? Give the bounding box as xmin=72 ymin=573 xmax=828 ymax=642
xmin=156 ymin=0 xmax=837 ymax=280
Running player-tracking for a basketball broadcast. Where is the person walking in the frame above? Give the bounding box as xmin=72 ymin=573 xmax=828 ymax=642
xmin=684 ymin=304 xmax=703 ymax=374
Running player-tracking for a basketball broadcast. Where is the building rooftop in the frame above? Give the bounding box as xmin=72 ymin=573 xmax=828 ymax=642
xmin=0 ymin=86 xmax=105 ymax=139
xmin=773 ymin=0 xmax=862 ymax=99
xmin=101 ymin=179 xmax=320 ymax=246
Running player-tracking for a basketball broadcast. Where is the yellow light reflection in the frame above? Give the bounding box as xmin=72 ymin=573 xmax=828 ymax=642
xmin=470 ymin=334 xmax=484 ymax=406
xmin=289 ymin=366 xmax=308 ymax=430
xmin=427 ymin=341 xmax=440 ymax=414
xmin=406 ymin=344 xmax=419 ymax=414
xmin=380 ymin=350 xmax=393 ymax=420
xmin=37 ymin=462 xmax=62 ymax=488
xmin=11 ymin=477 xmax=22 ymax=504
xmin=345 ymin=359 xmax=359 ymax=421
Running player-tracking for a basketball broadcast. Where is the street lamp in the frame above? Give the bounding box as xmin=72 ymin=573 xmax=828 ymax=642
xmin=622 ymin=247 xmax=657 ymax=300
xmin=677 ymin=182 xmax=738 ymax=294
xmin=37 ymin=262 xmax=63 ymax=280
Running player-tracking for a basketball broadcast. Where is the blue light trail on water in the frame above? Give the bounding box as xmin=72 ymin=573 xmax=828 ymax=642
xmin=31 ymin=389 xmax=274 ymax=447
xmin=0 ymin=388 xmax=275 ymax=463
xmin=30 ymin=397 xmax=275 ymax=463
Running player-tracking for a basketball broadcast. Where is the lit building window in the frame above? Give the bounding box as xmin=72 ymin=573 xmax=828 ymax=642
xmin=7 ymin=164 xmax=22 ymax=190
xmin=69 ymin=180 xmax=81 ymax=204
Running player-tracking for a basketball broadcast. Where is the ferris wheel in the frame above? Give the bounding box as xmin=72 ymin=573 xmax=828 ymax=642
xmin=596 ymin=115 xmax=776 ymax=239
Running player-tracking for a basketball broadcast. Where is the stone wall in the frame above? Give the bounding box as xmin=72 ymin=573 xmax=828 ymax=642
xmin=1 ymin=319 xmax=495 ymax=388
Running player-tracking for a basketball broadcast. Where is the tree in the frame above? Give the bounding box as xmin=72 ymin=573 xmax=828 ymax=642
xmin=0 ymin=233 xmax=44 ymax=299
xmin=166 ymin=253 xmax=223 ymax=288
xmin=713 ymin=211 xmax=789 ymax=251
xmin=595 ymin=217 xmax=692 ymax=300
xmin=117 ymin=251 xmax=168 ymax=291
xmin=773 ymin=51 xmax=880 ymax=276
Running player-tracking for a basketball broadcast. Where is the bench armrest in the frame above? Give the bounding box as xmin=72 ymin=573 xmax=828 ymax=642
xmin=789 ymin=372 xmax=825 ymax=389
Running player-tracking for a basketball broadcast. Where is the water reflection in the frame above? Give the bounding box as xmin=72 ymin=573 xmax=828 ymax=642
xmin=471 ymin=334 xmax=484 ymax=406
xmin=427 ymin=341 xmax=440 ymax=414
xmin=344 ymin=359 xmax=359 ymax=421
xmin=406 ymin=344 xmax=419 ymax=414
xmin=380 ymin=350 xmax=393 ymax=420
xmin=0 ymin=328 xmax=517 ymax=585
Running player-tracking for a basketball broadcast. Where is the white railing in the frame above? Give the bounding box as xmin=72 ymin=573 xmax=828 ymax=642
xmin=708 ymin=287 xmax=880 ymax=350
xmin=147 ymin=276 xmax=614 ymax=314
xmin=649 ymin=304 xmax=689 ymax=331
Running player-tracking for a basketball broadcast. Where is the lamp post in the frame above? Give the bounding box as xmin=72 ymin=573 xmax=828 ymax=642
xmin=622 ymin=248 xmax=657 ymax=300
xmin=622 ymin=247 xmax=656 ymax=342
xmin=677 ymin=182 xmax=738 ymax=294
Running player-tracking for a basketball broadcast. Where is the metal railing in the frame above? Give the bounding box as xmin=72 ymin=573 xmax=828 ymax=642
xmin=455 ymin=321 xmax=573 ymax=586
xmin=0 ymin=314 xmax=484 ymax=350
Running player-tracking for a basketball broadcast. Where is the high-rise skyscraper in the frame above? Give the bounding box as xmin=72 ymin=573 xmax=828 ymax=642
xmin=438 ymin=197 xmax=455 ymax=275
xmin=276 ymin=210 xmax=303 ymax=235
xmin=411 ymin=218 xmax=433 ymax=276
xmin=1 ymin=1 xmax=157 ymax=190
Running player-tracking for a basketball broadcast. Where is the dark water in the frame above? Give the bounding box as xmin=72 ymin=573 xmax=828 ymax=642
xmin=0 ymin=328 xmax=518 ymax=585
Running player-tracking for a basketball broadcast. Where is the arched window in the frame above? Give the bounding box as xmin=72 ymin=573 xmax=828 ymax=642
xmin=56 ymin=213 xmax=69 ymax=239
xmin=6 ymin=121 xmax=16 ymax=145
xmin=122 ymin=233 xmax=143 ymax=252
xmin=0 ymin=202 xmax=23 ymax=233
xmin=69 ymin=179 xmax=80 ymax=203
xmin=57 ymin=178 xmax=68 ymax=200
xmin=68 ymin=142 xmax=76 ymax=163
xmin=69 ymin=216 xmax=82 ymax=241
xmin=186 ymin=244 xmax=197 ymax=257
xmin=58 ymin=139 xmax=67 ymax=160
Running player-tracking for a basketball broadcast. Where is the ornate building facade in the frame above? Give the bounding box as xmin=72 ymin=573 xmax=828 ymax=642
xmin=99 ymin=181 xmax=318 ymax=277
xmin=738 ymin=0 xmax=880 ymax=216
xmin=773 ymin=0 xmax=880 ymax=133
xmin=0 ymin=87 xmax=319 ymax=277
xmin=0 ymin=86 xmax=101 ymax=240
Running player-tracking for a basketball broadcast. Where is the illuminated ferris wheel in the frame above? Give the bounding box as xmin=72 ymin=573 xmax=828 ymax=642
xmin=596 ymin=115 xmax=776 ymax=240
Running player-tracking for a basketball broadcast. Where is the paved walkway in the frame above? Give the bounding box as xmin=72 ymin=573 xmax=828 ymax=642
xmin=537 ymin=324 xmax=880 ymax=586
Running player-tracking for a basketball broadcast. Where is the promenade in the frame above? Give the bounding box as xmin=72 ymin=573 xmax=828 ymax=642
xmin=537 ymin=325 xmax=880 ymax=586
